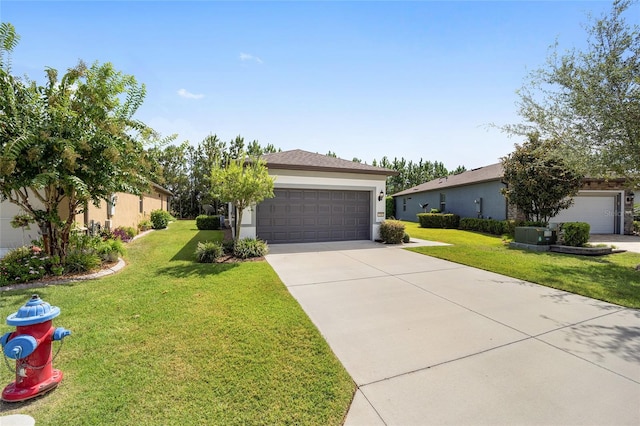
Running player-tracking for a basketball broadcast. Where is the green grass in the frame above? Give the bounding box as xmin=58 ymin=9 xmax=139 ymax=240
xmin=0 ymin=221 xmax=354 ymax=425
xmin=404 ymin=222 xmax=640 ymax=309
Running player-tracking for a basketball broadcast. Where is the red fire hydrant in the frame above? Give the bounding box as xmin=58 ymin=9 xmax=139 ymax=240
xmin=0 ymin=294 xmax=71 ymax=402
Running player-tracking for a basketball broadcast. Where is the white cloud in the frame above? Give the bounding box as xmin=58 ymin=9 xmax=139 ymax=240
xmin=177 ymin=88 xmax=204 ymax=99
xmin=239 ymin=52 xmax=263 ymax=64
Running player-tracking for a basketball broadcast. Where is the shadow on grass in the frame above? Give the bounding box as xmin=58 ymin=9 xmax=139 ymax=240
xmin=155 ymin=261 xmax=238 ymax=278
xmin=170 ymin=230 xmax=225 ymax=262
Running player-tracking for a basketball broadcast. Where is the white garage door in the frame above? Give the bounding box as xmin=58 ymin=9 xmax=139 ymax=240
xmin=551 ymin=194 xmax=617 ymax=234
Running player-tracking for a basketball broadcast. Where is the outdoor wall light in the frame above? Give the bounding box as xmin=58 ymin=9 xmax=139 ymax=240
xmin=378 ymin=190 xmax=385 ymax=201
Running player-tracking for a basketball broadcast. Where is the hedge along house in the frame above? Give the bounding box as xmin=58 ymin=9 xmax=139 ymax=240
xmin=230 ymin=149 xmax=397 ymax=244
xmin=392 ymin=163 xmax=634 ymax=235
xmin=0 ymin=184 xmax=172 ymax=257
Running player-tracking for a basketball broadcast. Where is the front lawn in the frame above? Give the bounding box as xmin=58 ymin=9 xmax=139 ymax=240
xmin=0 ymin=221 xmax=354 ymax=425
xmin=404 ymin=222 xmax=640 ymax=309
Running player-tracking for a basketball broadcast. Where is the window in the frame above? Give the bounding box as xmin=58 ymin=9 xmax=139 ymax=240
xmin=403 ymin=198 xmax=407 ymax=212
xmin=139 ymin=196 xmax=144 ymax=213
xmin=439 ymin=193 xmax=446 ymax=212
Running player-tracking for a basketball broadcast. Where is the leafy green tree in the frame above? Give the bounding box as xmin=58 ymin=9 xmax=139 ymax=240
xmin=0 ymin=27 xmax=152 ymax=260
xmin=501 ymin=134 xmax=584 ymax=224
xmin=148 ymin=141 xmax=190 ymax=217
xmin=504 ymin=0 xmax=640 ymax=186
xmin=210 ymin=152 xmax=274 ymax=240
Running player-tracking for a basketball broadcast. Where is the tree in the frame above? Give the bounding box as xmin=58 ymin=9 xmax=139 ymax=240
xmin=0 ymin=27 xmax=152 ymax=261
xmin=504 ymin=0 xmax=640 ymax=186
xmin=501 ymin=134 xmax=584 ymax=224
xmin=210 ymin=152 xmax=274 ymax=240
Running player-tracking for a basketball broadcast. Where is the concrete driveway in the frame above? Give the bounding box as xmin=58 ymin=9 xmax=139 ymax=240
xmin=266 ymin=240 xmax=640 ymax=425
xmin=589 ymin=234 xmax=640 ymax=254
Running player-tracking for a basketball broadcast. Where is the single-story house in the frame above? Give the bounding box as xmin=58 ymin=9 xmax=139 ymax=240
xmin=231 ymin=149 xmax=397 ymax=243
xmin=392 ymin=163 xmax=634 ymax=235
xmin=0 ymin=184 xmax=172 ymax=257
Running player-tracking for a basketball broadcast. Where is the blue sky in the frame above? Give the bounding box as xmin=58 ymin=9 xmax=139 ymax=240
xmin=0 ymin=1 xmax=622 ymax=170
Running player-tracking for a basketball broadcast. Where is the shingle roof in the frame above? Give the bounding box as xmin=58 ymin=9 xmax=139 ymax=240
xmin=392 ymin=163 xmax=504 ymax=196
xmin=261 ymin=149 xmax=398 ymax=176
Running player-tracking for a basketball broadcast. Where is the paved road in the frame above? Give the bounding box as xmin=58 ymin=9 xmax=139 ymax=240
xmin=266 ymin=240 xmax=640 ymax=425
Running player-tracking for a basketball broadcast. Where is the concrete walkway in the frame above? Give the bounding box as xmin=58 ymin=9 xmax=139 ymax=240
xmin=266 ymin=240 xmax=640 ymax=425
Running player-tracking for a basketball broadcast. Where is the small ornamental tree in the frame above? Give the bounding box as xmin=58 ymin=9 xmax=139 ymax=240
xmin=210 ymin=152 xmax=275 ymax=241
xmin=0 ymin=24 xmax=153 ymax=262
xmin=501 ymin=134 xmax=584 ymax=225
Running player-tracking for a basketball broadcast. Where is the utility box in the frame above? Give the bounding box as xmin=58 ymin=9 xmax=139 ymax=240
xmin=514 ymin=227 xmax=556 ymax=245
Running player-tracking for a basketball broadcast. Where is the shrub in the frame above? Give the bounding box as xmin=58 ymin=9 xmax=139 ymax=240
xmin=196 ymin=215 xmax=221 ymax=230
xmin=402 ymin=232 xmax=411 ymax=243
xmin=380 ymin=220 xmax=405 ymax=244
xmin=560 ymin=222 xmax=590 ymax=247
xmin=233 ymin=238 xmax=268 ymax=259
xmin=95 ymin=239 xmax=126 ymax=262
xmin=385 ymin=196 xmax=395 ymax=219
xmin=113 ymin=226 xmax=137 ymax=242
xmin=222 ymin=240 xmax=235 ymax=254
xmin=0 ymin=246 xmax=54 ymax=285
xmin=64 ymin=250 xmax=101 ymax=273
xmin=138 ymin=219 xmax=153 ymax=232
xmin=459 ymin=218 xmax=507 ymax=236
xmin=417 ymin=213 xmax=460 ymax=229
xmin=195 ymin=241 xmax=224 ymax=263
xmin=634 ymin=220 xmax=640 ymax=235
xmin=150 ymin=210 xmax=173 ymax=229
xmin=430 ymin=208 xmax=441 ymax=213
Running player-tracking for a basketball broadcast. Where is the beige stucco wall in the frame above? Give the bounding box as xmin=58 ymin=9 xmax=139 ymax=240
xmin=1 ymin=189 xmax=170 ymax=256
xmin=82 ymin=191 xmax=169 ymax=231
xmin=236 ymin=169 xmax=389 ymax=240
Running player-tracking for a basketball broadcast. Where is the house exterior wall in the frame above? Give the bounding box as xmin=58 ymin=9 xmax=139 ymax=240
xmin=394 ymin=180 xmax=507 ymax=222
xmin=235 ymin=169 xmax=388 ymax=241
xmin=82 ymin=191 xmax=168 ymax=231
xmin=1 ymin=190 xmax=170 ymax=257
xmin=0 ymin=197 xmax=43 ymax=257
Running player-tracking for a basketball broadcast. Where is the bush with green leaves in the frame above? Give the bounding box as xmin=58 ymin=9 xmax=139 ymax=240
xmin=459 ymin=218 xmax=508 ymax=236
xmin=222 ymin=240 xmax=235 ymax=255
xmin=385 ymin=196 xmax=395 ymax=219
xmin=380 ymin=220 xmax=406 ymax=244
xmin=196 ymin=215 xmax=221 ymax=230
xmin=63 ymin=250 xmax=101 ymax=274
xmin=634 ymin=220 xmax=639 ymax=234
xmin=0 ymin=246 xmax=55 ymax=285
xmin=195 ymin=241 xmax=224 ymax=263
xmin=417 ymin=213 xmax=460 ymax=229
xmin=233 ymin=238 xmax=268 ymax=259
xmin=560 ymin=222 xmax=590 ymax=247
xmin=96 ymin=239 xmax=126 ymax=262
xmin=113 ymin=226 xmax=137 ymax=242
xmin=138 ymin=219 xmax=153 ymax=232
xmin=402 ymin=232 xmax=411 ymax=243
xmin=150 ymin=210 xmax=174 ymax=229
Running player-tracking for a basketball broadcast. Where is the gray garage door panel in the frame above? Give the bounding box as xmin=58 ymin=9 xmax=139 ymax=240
xmin=257 ymin=189 xmax=371 ymax=243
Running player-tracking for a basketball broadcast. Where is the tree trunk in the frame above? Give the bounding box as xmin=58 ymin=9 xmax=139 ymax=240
xmin=234 ymin=205 xmax=243 ymax=241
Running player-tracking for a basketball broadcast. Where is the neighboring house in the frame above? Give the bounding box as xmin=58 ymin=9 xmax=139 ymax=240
xmin=230 ymin=149 xmax=397 ymax=243
xmin=392 ymin=163 xmax=634 ymax=235
xmin=0 ymin=184 xmax=172 ymax=257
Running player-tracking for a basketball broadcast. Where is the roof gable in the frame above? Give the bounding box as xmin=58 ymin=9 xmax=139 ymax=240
xmin=261 ymin=149 xmax=397 ymax=176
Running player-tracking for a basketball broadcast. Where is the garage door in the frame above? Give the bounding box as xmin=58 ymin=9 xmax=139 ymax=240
xmin=551 ymin=195 xmax=617 ymax=234
xmin=256 ymin=189 xmax=370 ymax=243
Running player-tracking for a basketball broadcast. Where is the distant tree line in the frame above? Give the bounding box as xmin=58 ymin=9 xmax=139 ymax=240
xmin=148 ymin=135 xmax=278 ymax=218
xmin=150 ymin=140 xmax=468 ymax=219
